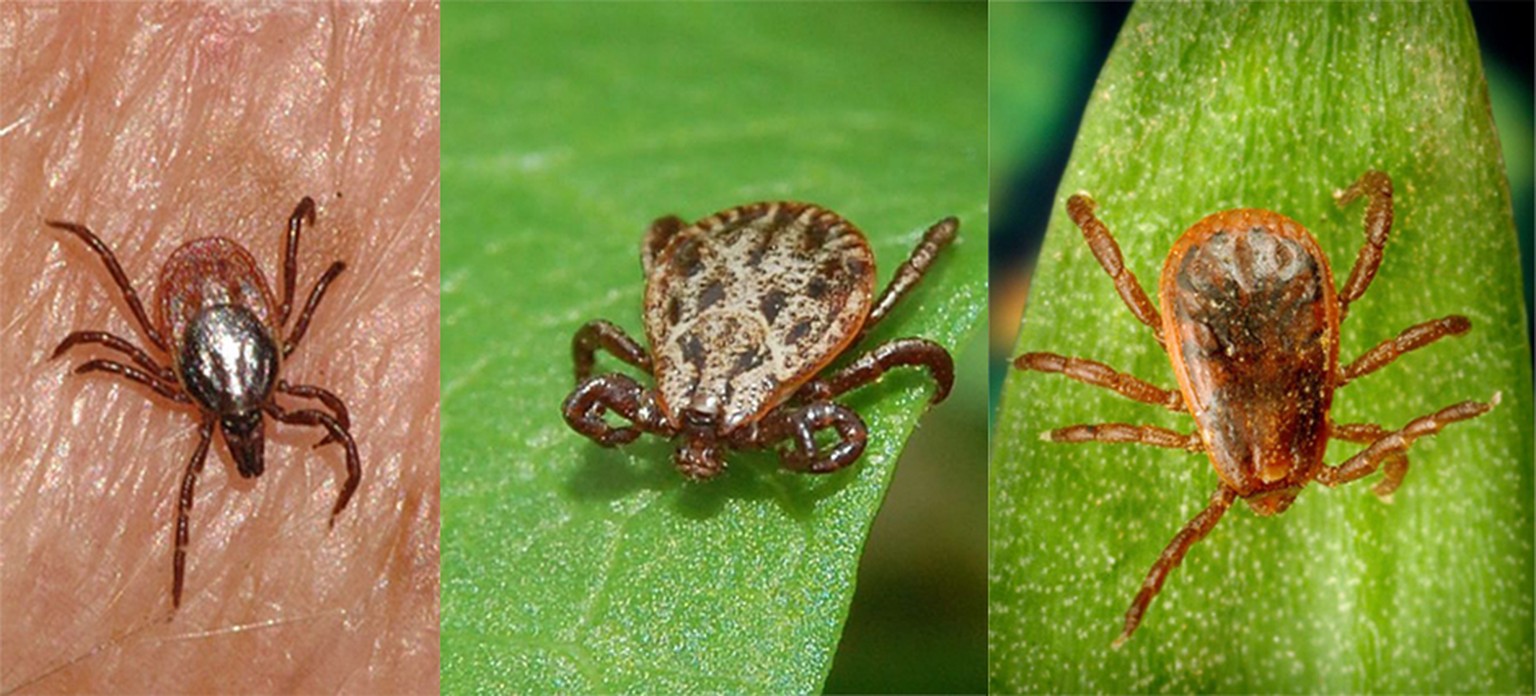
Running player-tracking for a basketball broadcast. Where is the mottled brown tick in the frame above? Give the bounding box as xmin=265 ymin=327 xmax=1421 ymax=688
xmin=47 ymin=197 xmax=361 ymax=610
xmin=564 ymin=202 xmax=956 ymax=479
xmin=1014 ymin=171 xmax=1496 ymax=646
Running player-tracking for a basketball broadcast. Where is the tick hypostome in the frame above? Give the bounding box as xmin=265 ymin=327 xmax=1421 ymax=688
xmin=48 ymin=197 xmax=361 ymax=610
xmin=563 ymin=202 xmax=957 ymax=480
xmin=1014 ymin=171 xmax=1496 ymax=646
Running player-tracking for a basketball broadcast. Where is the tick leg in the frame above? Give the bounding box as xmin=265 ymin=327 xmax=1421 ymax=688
xmin=798 ymin=337 xmax=954 ymax=405
xmin=283 ymin=260 xmax=346 ymax=358
xmin=1334 ymin=422 xmax=1415 ymax=498
xmin=741 ymin=401 xmax=868 ymax=474
xmin=46 ymin=220 xmax=169 ymax=352
xmin=1045 ymin=423 xmax=1202 ymax=451
xmin=1339 ymin=315 xmax=1470 ymax=386
xmin=1369 ymin=455 xmax=1412 ymax=499
xmin=572 ymin=320 xmax=653 ymax=383
xmin=1114 ymin=485 xmax=1238 ymax=648
xmin=1332 ymin=422 xmax=1409 ymax=499
xmin=1015 ymin=352 xmax=1184 ymax=411
xmin=53 ymin=330 xmax=175 ymax=382
xmin=562 ymin=373 xmax=675 ymax=447
xmin=1065 ymin=195 xmax=1165 ymax=344
xmin=279 ymin=196 xmax=317 ymax=327
xmin=72 ymin=359 xmax=190 ymax=404
xmin=265 ymin=402 xmax=362 ymax=527
xmin=1318 ymin=395 xmax=1499 ymax=488
xmin=641 ymin=215 xmax=686 ymax=276
xmin=172 ymin=417 xmax=215 ymax=610
xmin=855 ymin=216 xmax=958 ymax=342
xmin=278 ymin=381 xmax=351 ymax=446
xmin=1335 ymin=170 xmax=1393 ymax=318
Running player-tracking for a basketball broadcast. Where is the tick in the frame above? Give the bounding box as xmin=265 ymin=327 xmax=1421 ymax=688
xmin=1014 ymin=171 xmax=1496 ymax=646
xmin=47 ymin=197 xmax=361 ymax=610
xmin=563 ymin=202 xmax=957 ymax=479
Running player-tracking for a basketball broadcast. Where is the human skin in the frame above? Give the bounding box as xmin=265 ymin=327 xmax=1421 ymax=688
xmin=0 ymin=4 xmax=439 ymax=693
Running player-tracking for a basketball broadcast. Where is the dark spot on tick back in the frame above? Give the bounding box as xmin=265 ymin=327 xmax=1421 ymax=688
xmin=674 ymin=239 xmax=704 ymax=278
xmin=747 ymin=226 xmax=774 ymax=267
xmin=698 ymin=280 xmax=725 ymax=312
xmin=803 ymin=219 xmax=831 ymax=251
xmin=761 ymin=289 xmax=788 ymax=324
xmin=787 ymin=318 xmax=814 ymax=343
xmin=667 ymin=296 xmax=682 ymax=325
xmin=733 ymin=346 xmax=764 ymax=372
xmin=680 ymin=333 xmax=706 ymax=369
xmin=819 ymin=256 xmax=844 ymax=281
xmin=807 ymin=276 xmax=829 ymax=300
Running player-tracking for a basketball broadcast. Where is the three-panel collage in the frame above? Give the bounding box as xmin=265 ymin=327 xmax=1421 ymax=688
xmin=1 ymin=3 xmax=1532 ymax=694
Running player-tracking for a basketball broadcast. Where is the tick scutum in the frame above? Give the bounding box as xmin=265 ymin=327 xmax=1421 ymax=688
xmin=178 ymin=304 xmax=279 ymax=478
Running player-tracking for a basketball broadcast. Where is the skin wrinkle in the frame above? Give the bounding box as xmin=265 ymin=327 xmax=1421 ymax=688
xmin=0 ymin=4 xmax=439 ymax=694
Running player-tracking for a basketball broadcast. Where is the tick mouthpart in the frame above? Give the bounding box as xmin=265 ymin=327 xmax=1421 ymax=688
xmin=1245 ymin=486 xmax=1300 ymax=516
xmin=675 ymin=436 xmax=724 ymax=480
xmin=680 ymin=407 xmax=719 ymax=435
xmin=676 ymin=408 xmax=727 ymax=479
xmin=221 ymin=410 xmax=266 ymax=478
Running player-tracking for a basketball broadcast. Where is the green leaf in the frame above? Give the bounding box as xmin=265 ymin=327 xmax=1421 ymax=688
xmin=990 ymin=3 xmax=1533 ymax=692
xmin=440 ymin=4 xmax=986 ymax=693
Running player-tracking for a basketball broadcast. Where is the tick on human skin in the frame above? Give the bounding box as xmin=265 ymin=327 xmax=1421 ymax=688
xmin=563 ymin=202 xmax=957 ymax=479
xmin=48 ymin=197 xmax=361 ymax=610
xmin=1014 ymin=171 xmax=1496 ymax=647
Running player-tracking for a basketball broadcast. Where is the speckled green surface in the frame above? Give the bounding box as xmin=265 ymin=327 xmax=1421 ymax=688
xmin=990 ymin=3 xmax=1533 ymax=692
xmin=439 ymin=4 xmax=986 ymax=692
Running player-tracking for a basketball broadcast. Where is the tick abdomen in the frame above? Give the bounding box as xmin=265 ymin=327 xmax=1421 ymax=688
xmin=157 ymin=237 xmax=277 ymax=348
xmin=645 ymin=203 xmax=875 ymax=432
xmin=1160 ymin=211 xmax=1339 ymax=495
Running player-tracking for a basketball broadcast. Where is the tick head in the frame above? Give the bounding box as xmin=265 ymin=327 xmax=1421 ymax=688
xmin=1244 ymin=486 xmax=1301 ymax=517
xmin=220 ymin=409 xmax=266 ymax=478
xmin=681 ymin=406 xmax=719 ymax=435
xmin=674 ymin=407 xmax=726 ymax=479
xmin=675 ymin=436 xmax=724 ymax=480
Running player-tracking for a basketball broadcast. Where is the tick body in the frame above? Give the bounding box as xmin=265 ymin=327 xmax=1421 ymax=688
xmin=1163 ymin=209 xmax=1339 ymax=512
xmin=1015 ymin=171 xmax=1495 ymax=645
xmin=48 ymin=197 xmax=361 ymax=610
xmin=564 ymin=202 xmax=956 ymax=479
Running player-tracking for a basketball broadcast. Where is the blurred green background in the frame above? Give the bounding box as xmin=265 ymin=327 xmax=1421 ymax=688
xmin=440 ymin=3 xmax=986 ymax=693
